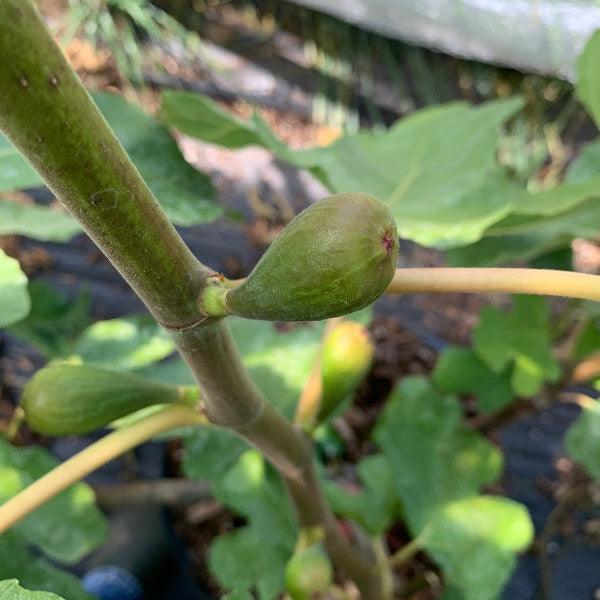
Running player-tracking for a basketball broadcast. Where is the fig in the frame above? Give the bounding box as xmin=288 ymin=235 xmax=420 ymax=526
xmin=284 ymin=543 xmax=333 ymax=600
xmin=318 ymin=320 xmax=374 ymax=422
xmin=221 ymin=193 xmax=398 ymax=321
xmin=21 ymin=363 xmax=199 ymax=435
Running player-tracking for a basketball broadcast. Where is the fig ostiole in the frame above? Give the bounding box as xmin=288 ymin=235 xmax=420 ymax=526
xmin=200 ymin=193 xmax=398 ymax=322
xmin=20 ymin=362 xmax=200 ymax=436
xmin=317 ymin=320 xmax=374 ymax=423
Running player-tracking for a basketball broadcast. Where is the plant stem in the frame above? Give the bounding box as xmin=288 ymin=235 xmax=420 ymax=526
xmin=388 ymin=536 xmax=423 ymax=569
xmin=0 ymin=0 xmax=211 ymax=329
xmin=0 ymin=3 xmax=382 ymax=596
xmin=0 ymin=406 xmax=207 ymax=534
xmin=387 ymin=268 xmax=600 ymax=302
xmin=93 ymin=478 xmax=212 ymax=508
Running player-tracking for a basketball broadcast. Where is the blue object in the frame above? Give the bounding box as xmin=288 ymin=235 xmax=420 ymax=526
xmin=83 ymin=565 xmax=144 ymax=600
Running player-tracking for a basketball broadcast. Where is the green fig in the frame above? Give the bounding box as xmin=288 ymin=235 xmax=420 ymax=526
xmin=284 ymin=543 xmax=333 ymax=600
xmin=21 ymin=363 xmax=198 ymax=435
xmin=218 ymin=193 xmax=398 ymax=321
xmin=318 ymin=320 xmax=374 ymax=422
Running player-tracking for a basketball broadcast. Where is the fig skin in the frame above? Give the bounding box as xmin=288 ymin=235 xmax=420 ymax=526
xmin=318 ymin=321 xmax=374 ymax=422
xmin=225 ymin=192 xmax=398 ymax=321
xmin=284 ymin=543 xmax=333 ymax=600
xmin=21 ymin=363 xmax=194 ymax=436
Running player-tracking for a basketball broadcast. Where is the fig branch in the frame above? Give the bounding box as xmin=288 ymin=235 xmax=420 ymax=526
xmin=0 ymin=2 xmax=382 ymax=597
xmin=0 ymin=405 xmax=208 ymax=534
xmin=387 ymin=267 xmax=600 ymax=302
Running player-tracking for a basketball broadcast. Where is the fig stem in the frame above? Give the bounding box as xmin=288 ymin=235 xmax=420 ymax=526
xmin=0 ymin=406 xmax=208 ymax=534
xmin=387 ymin=268 xmax=600 ymax=302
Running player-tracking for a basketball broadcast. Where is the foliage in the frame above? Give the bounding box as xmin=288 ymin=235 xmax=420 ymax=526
xmin=0 ymin=92 xmax=219 ymax=235
xmin=0 ymin=437 xmax=106 ymax=598
xmin=473 ymin=296 xmax=560 ymax=397
xmin=373 ymin=377 xmax=533 ymax=600
xmin=0 ymin=250 xmax=30 ymax=328
xmin=565 ymin=398 xmax=600 ymax=480
xmin=0 ymin=579 xmax=65 ymax=600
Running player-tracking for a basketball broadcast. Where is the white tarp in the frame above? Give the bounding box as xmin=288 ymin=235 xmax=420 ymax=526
xmin=289 ymin=0 xmax=600 ymax=81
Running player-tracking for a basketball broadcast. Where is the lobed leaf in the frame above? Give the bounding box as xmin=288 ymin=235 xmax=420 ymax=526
xmin=432 ymin=346 xmax=514 ymax=412
xmin=473 ymin=296 xmax=561 ymax=397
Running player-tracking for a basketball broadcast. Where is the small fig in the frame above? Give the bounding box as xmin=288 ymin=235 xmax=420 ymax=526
xmin=284 ymin=543 xmax=333 ymax=600
xmin=318 ymin=320 xmax=374 ymax=422
xmin=21 ymin=363 xmax=198 ymax=435
xmin=223 ymin=193 xmax=398 ymax=321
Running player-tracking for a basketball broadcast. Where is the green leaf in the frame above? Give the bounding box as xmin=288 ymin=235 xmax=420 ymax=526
xmin=571 ymin=318 xmax=600 ymax=362
xmin=373 ymin=377 xmax=503 ymax=531
xmin=432 ymin=346 xmax=514 ymax=412
xmin=565 ymin=139 xmax=600 ymax=184
xmin=373 ymin=379 xmax=532 ymax=599
xmin=221 ymin=591 xmax=253 ymax=600
xmin=93 ymin=92 xmax=220 ymax=226
xmin=472 ymin=296 xmax=561 ymax=397
xmin=0 ymin=134 xmax=41 ymax=192
xmin=0 ymin=200 xmax=80 ymax=242
xmin=0 ymin=534 xmax=92 ymax=600
xmin=8 ymin=283 xmax=90 ymax=358
xmin=576 ymin=30 xmax=600 ymax=128
xmin=0 ymin=249 xmax=30 ymax=328
xmin=0 ymin=579 xmax=65 ymax=600
xmin=161 ymin=91 xmax=523 ymax=248
xmin=325 ymin=454 xmax=402 ymax=535
xmin=0 ymin=93 xmax=220 ymax=230
xmin=0 ymin=437 xmax=107 ymax=564
xmin=565 ymin=398 xmax=600 ymax=480
xmin=72 ymin=314 xmax=175 ymax=369
xmin=160 ymin=91 xmax=263 ymax=149
xmin=208 ymin=450 xmax=297 ymax=600
xmin=422 ymin=496 xmax=533 ymax=600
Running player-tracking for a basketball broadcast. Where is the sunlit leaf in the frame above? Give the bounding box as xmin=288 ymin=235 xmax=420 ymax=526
xmin=422 ymin=496 xmax=533 ymax=600
xmin=0 ymin=249 xmax=30 ymax=328
xmin=72 ymin=314 xmax=175 ymax=369
xmin=0 ymin=578 xmax=66 ymax=600
xmin=373 ymin=377 xmax=502 ymax=531
xmin=0 ymin=437 xmax=107 ymax=564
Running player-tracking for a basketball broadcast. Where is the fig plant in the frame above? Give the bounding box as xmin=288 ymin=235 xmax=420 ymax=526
xmin=1 ymin=2 xmax=600 ymax=599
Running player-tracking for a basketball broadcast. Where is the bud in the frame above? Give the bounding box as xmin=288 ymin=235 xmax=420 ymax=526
xmin=318 ymin=321 xmax=374 ymax=422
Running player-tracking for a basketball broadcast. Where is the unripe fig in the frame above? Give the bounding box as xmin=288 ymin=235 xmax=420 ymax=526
xmin=318 ymin=321 xmax=374 ymax=422
xmin=21 ymin=363 xmax=198 ymax=435
xmin=284 ymin=543 xmax=333 ymax=600
xmin=223 ymin=193 xmax=398 ymax=321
